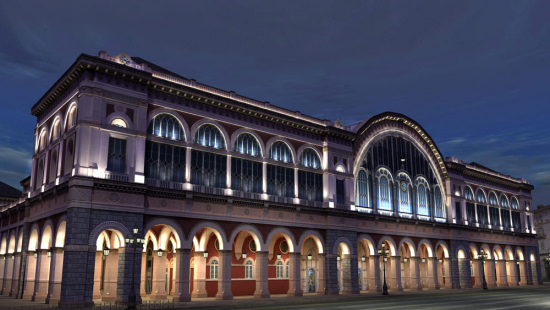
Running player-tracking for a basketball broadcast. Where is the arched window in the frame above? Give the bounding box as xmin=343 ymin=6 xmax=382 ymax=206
xmin=376 ymin=169 xmax=393 ymax=211
xmin=434 ymin=186 xmax=444 ymax=218
xmin=39 ymin=131 xmax=47 ymax=151
xmin=245 ymin=260 xmax=253 ymax=279
xmin=511 ymin=197 xmax=519 ymax=209
xmin=63 ymin=139 xmax=74 ymax=176
xmin=355 ymin=170 xmax=370 ymax=208
xmin=300 ymin=148 xmax=321 ymax=169
xmin=489 ymin=192 xmax=498 ymax=205
xmin=397 ymin=172 xmax=412 ymax=213
xmin=464 ymin=186 xmax=474 ymax=200
xmin=194 ymin=124 xmax=225 ymax=149
xmin=276 ymin=261 xmax=283 ymax=278
xmin=52 ymin=120 xmax=61 ymax=141
xmin=210 ymin=260 xmax=219 ymax=279
xmin=416 ymin=178 xmax=429 ymax=216
xmin=67 ymin=106 xmax=77 ymax=129
xmin=500 ymin=195 xmax=509 ymax=208
xmin=269 ymin=141 xmax=293 ymax=163
xmin=234 ymin=133 xmax=261 ymax=156
xmin=149 ymin=114 xmax=185 ymax=141
xmin=35 ymin=159 xmax=44 ymax=190
xmin=49 ymin=150 xmax=58 ymax=183
xmin=111 ymin=118 xmax=127 ymax=128
xmin=476 ymin=189 xmax=486 ymax=203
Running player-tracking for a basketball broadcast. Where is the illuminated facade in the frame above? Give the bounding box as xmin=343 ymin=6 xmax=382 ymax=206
xmin=0 ymin=51 xmax=542 ymax=307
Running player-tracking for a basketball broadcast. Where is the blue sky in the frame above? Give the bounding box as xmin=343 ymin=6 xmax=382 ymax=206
xmin=0 ymin=1 xmax=548 ymax=206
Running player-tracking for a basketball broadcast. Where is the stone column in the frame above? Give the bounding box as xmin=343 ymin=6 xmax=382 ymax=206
xmin=93 ymin=251 xmax=103 ymax=299
xmin=216 ymin=250 xmax=233 ymax=300
xmin=518 ymin=261 xmax=527 ymax=285
xmin=497 ymin=260 xmax=508 ymax=286
xmin=368 ymin=255 xmax=381 ymax=292
xmin=287 ymin=253 xmax=302 ymax=296
xmin=390 ymin=256 xmax=403 ymax=291
xmin=10 ymin=253 xmax=20 ymax=296
xmin=173 ymin=249 xmax=191 ymax=302
xmin=486 ymin=259 xmax=497 ymax=287
xmin=326 ymin=254 xmax=339 ymax=295
xmin=46 ymin=248 xmax=64 ymax=304
xmin=185 ymin=147 xmax=192 ymax=183
xmin=472 ymin=259 xmax=483 ymax=288
xmin=427 ymin=258 xmax=439 ymax=289
xmin=527 ymin=261 xmax=535 ymax=285
xmin=0 ymin=255 xmax=6 ymax=295
xmin=33 ymin=250 xmax=51 ymax=301
xmin=507 ymin=260 xmax=518 ymax=286
xmin=151 ymin=250 xmax=167 ymax=299
xmin=402 ymin=258 xmax=410 ymax=288
xmin=1 ymin=254 xmax=13 ymax=295
xmin=101 ymin=249 xmax=118 ymax=302
xmin=254 ymin=251 xmax=270 ymax=298
xmin=316 ymin=254 xmax=326 ymax=295
xmin=443 ymin=259 xmax=452 ymax=288
xmin=140 ymin=251 xmax=146 ymax=296
xmin=409 ymin=257 xmax=422 ymax=290
xmin=22 ymin=253 xmax=37 ymax=299
xmin=340 ymin=254 xmax=351 ymax=294
xmin=191 ymin=252 xmax=207 ymax=298
xmin=458 ymin=258 xmax=471 ymax=288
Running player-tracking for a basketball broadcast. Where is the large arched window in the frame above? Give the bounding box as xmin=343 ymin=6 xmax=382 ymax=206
xmin=489 ymin=192 xmax=498 ymax=205
xmin=355 ymin=170 xmax=370 ymax=208
xmin=234 ymin=133 xmax=261 ymax=156
xmin=464 ymin=186 xmax=474 ymax=200
xmin=397 ymin=172 xmax=412 ymax=213
xmin=500 ymin=195 xmax=509 ymax=208
xmin=51 ymin=120 xmax=61 ymax=141
xmin=416 ymin=178 xmax=429 ymax=216
xmin=476 ymin=189 xmax=487 ymax=203
xmin=434 ymin=186 xmax=444 ymax=218
xmin=511 ymin=197 xmax=519 ymax=209
xmin=210 ymin=259 xmax=219 ymax=279
xmin=149 ymin=114 xmax=185 ymax=141
xmin=269 ymin=141 xmax=293 ymax=163
xmin=376 ymin=169 xmax=393 ymax=211
xmin=194 ymin=124 xmax=225 ymax=149
xmin=300 ymin=148 xmax=321 ymax=169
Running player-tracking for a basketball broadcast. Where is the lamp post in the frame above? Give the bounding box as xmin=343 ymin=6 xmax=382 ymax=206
xmin=126 ymin=228 xmax=145 ymax=309
xmin=378 ymin=243 xmax=389 ymax=295
xmin=478 ymin=249 xmax=488 ymax=290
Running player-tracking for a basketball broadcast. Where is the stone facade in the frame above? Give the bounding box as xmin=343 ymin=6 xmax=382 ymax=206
xmin=0 ymin=51 xmax=542 ymax=307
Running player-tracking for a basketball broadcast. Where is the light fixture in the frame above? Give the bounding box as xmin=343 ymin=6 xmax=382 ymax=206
xmin=307 ymin=253 xmax=312 ymax=261
xmin=242 ymin=251 xmax=247 ymax=259
xmin=403 ymin=257 xmax=408 ymax=262
xmin=47 ymin=249 xmax=52 ymax=257
xmin=422 ymin=258 xmax=426 ymax=263
xmin=277 ymin=253 xmax=281 ymax=259
xmin=158 ymin=249 xmax=164 ymax=257
xmin=133 ymin=228 xmax=139 ymax=234
xmin=203 ymin=251 xmax=209 ymax=258
xmin=33 ymin=252 xmax=37 ymax=258
xmin=103 ymin=246 xmax=110 ymax=257
xmin=361 ymin=256 xmax=366 ymax=262
xmin=125 ymin=238 xmax=130 ymax=243
xmin=438 ymin=258 xmax=443 ymax=263
xmin=337 ymin=255 xmax=341 ymax=261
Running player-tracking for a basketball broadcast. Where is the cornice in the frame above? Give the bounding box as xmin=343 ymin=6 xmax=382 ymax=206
xmin=446 ymin=162 xmax=534 ymax=191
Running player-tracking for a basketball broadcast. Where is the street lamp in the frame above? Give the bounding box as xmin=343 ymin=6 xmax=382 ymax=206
xmin=242 ymin=251 xmax=247 ymax=259
xmin=478 ymin=249 xmax=488 ymax=290
xmin=277 ymin=253 xmax=282 ymax=260
xmin=378 ymin=243 xmax=389 ymax=295
xmin=126 ymin=228 xmax=145 ymax=309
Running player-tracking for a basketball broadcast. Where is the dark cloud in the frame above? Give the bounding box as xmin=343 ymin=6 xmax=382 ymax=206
xmin=0 ymin=0 xmax=549 ymax=205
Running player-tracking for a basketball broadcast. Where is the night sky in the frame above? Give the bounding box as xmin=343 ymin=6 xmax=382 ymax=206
xmin=1 ymin=1 xmax=548 ymax=206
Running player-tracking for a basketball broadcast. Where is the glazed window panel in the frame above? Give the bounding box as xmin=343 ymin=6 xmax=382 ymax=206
xmin=267 ymin=164 xmax=295 ymax=198
xmin=336 ymin=179 xmax=345 ymax=204
xmin=501 ymin=210 xmax=511 ymax=229
xmin=191 ymin=150 xmax=227 ymax=188
xmin=477 ymin=205 xmax=488 ymax=225
xmin=489 ymin=207 xmax=500 ymax=227
xmin=489 ymin=192 xmax=498 ymax=205
xmin=231 ymin=157 xmax=262 ymax=193
xmin=234 ymin=133 xmax=261 ymax=156
xmin=397 ymin=173 xmax=412 ymax=213
xmin=276 ymin=261 xmax=283 ymax=278
xmin=148 ymin=114 xmax=185 ymax=141
xmin=434 ymin=187 xmax=444 ymax=218
xmin=269 ymin=141 xmax=293 ymax=163
xmin=476 ymin=189 xmax=486 ymax=203
xmin=298 ymin=170 xmax=322 ymax=202
xmin=210 ymin=260 xmax=219 ymax=279
xmin=417 ymin=184 xmax=429 ymax=216
xmin=511 ymin=198 xmax=519 ymax=209
xmin=511 ymin=211 xmax=521 ymax=230
xmin=106 ymin=137 xmax=126 ymax=174
xmin=466 ymin=203 xmax=476 ymax=224
xmin=194 ymin=124 xmax=226 ymax=149
xmin=145 ymin=141 xmax=186 ymax=183
xmin=378 ymin=176 xmax=392 ymax=211
xmin=245 ymin=261 xmax=253 ymax=279
xmin=500 ymin=195 xmax=509 ymax=208
xmin=300 ymin=148 xmax=321 ymax=169
xmin=355 ymin=170 xmax=370 ymax=208
xmin=464 ymin=187 xmax=474 ymax=200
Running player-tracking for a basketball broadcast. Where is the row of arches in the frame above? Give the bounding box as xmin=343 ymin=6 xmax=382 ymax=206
xmin=36 ymin=103 xmax=77 ymax=153
xmin=464 ymin=186 xmax=520 ymax=210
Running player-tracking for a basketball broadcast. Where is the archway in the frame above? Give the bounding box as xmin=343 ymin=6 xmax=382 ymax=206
xmin=504 ymin=247 xmax=518 ymax=285
xmin=46 ymin=220 xmax=66 ymax=304
xmin=265 ymin=230 xmax=299 ymax=296
xmin=229 ymin=226 xmax=264 ymax=298
xmin=23 ymin=227 xmax=39 ymax=299
xmin=92 ymin=229 xmax=125 ymax=302
xmin=335 ymin=241 xmax=352 ymax=294
xmin=399 ymin=240 xmax=418 ymax=290
xmin=469 ymin=246 xmax=480 ymax=287
xmin=493 ymin=247 xmax=507 ymax=287
xmin=357 ymin=237 xmax=375 ymax=291
xmin=33 ymin=224 xmax=53 ymax=302
xmin=418 ymin=241 xmax=438 ymax=289
xmin=300 ymin=233 xmax=325 ymax=295
xmin=516 ymin=249 xmax=526 ymax=285
xmin=435 ymin=243 xmax=451 ymax=289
